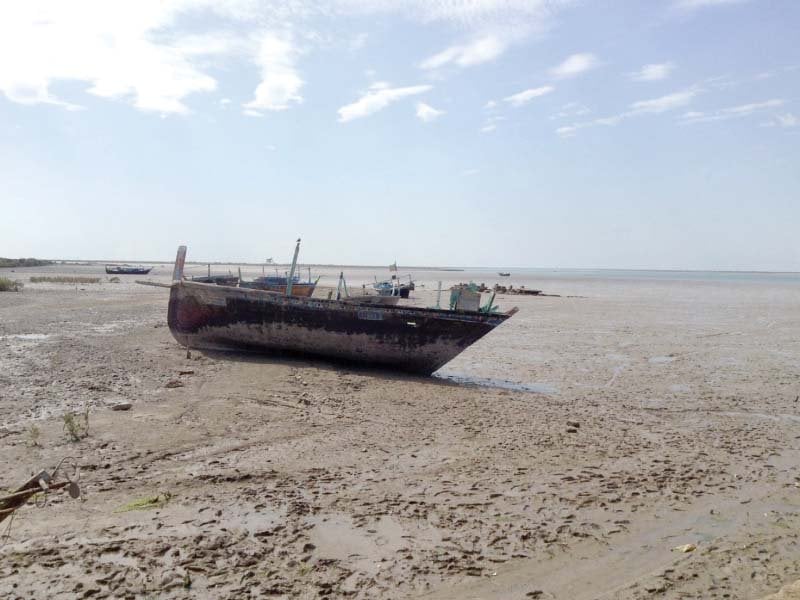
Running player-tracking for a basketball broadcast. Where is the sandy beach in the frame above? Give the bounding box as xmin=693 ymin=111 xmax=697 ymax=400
xmin=1 ymin=263 xmax=800 ymax=599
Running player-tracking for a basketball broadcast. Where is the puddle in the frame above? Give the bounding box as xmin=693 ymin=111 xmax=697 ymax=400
xmin=307 ymin=514 xmax=406 ymax=574
xmin=434 ymin=373 xmax=557 ymax=395
xmin=649 ymin=356 xmax=675 ymax=364
xmin=1 ymin=333 xmax=52 ymax=341
xmin=90 ymin=320 xmax=140 ymax=334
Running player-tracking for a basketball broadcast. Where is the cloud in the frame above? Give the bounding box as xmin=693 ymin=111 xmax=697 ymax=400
xmin=504 ymin=85 xmax=554 ymax=107
xmin=550 ymin=101 xmax=590 ymax=119
xmin=480 ymin=115 xmax=505 ymax=133
xmin=630 ymin=90 xmax=696 ymax=114
xmin=420 ymin=35 xmax=507 ymax=70
xmin=774 ymin=113 xmax=799 ymax=128
xmin=557 ymin=89 xmax=697 ymax=136
xmin=680 ymin=99 xmax=786 ymax=124
xmin=416 ymin=102 xmax=445 ymax=122
xmin=340 ymin=0 xmax=573 ymax=30
xmin=243 ymin=32 xmax=303 ymax=114
xmin=0 ymin=1 xmax=237 ymax=114
xmin=673 ymin=0 xmax=750 ymax=10
xmin=349 ymin=32 xmax=368 ymax=51
xmin=0 ymin=1 xmax=577 ymax=115
xmin=338 ymin=83 xmax=431 ymax=122
xmin=629 ymin=62 xmax=675 ymax=82
xmin=549 ymin=53 xmax=599 ymax=79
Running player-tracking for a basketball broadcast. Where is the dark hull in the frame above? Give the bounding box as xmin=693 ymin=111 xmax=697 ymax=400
xmin=168 ymin=281 xmax=515 ymax=375
xmin=106 ymin=266 xmax=152 ymax=275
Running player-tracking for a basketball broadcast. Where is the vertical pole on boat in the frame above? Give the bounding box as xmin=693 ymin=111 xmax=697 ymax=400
xmin=172 ymin=246 xmax=187 ymax=282
xmin=237 ymin=267 xmax=242 ymax=287
xmin=207 ymin=264 xmax=211 ymax=278
xmin=336 ymin=271 xmax=343 ymax=300
xmin=436 ymin=281 xmax=442 ymax=309
xmin=286 ymin=238 xmax=301 ymax=297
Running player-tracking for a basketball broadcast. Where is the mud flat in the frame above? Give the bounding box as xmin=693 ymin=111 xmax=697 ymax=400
xmin=1 ymin=264 xmax=800 ymax=599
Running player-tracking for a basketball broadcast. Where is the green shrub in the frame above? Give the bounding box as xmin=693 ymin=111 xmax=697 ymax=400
xmin=63 ymin=408 xmax=89 ymax=442
xmin=0 ymin=277 xmax=22 ymax=292
xmin=0 ymin=258 xmax=53 ymax=268
xmin=30 ymin=276 xmax=100 ymax=284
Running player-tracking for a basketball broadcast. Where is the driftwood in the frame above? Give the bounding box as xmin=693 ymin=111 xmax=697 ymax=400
xmin=0 ymin=461 xmax=80 ymax=525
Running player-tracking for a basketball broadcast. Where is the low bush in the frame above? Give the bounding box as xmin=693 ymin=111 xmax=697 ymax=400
xmin=29 ymin=276 xmax=100 ymax=284
xmin=0 ymin=277 xmax=23 ymax=292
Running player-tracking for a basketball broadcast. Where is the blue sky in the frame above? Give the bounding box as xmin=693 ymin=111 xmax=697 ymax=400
xmin=1 ymin=0 xmax=798 ymax=270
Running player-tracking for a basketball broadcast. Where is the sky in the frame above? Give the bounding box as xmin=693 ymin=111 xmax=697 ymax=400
xmin=1 ymin=0 xmax=798 ymax=270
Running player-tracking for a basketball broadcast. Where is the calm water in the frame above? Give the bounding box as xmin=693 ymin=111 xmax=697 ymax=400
xmin=458 ymin=267 xmax=800 ymax=285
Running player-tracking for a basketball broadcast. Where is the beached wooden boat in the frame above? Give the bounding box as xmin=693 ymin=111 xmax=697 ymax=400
xmin=167 ymin=246 xmax=517 ymax=375
xmin=106 ymin=264 xmax=152 ymax=275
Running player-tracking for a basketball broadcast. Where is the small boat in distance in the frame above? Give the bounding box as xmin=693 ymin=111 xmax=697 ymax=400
xmin=166 ymin=241 xmax=517 ymax=375
xmin=498 ymin=272 xmax=511 ymax=277
xmin=106 ymin=264 xmax=153 ymax=275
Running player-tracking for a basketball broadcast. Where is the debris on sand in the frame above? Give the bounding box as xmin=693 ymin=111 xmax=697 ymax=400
xmin=110 ymin=402 xmax=132 ymax=411
xmin=165 ymin=379 xmax=184 ymax=388
xmin=0 ymin=458 xmax=82 ymax=528
xmin=115 ymin=492 xmax=172 ymax=513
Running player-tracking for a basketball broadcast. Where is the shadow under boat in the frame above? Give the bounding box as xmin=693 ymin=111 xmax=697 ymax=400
xmin=166 ymin=240 xmax=518 ymax=376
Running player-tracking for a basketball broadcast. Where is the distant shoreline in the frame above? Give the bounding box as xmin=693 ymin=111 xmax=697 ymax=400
xmin=9 ymin=260 xmax=798 ymax=275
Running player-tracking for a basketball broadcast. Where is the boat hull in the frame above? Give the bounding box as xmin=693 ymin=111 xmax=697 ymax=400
xmin=168 ymin=281 xmax=513 ymax=375
xmin=106 ymin=266 xmax=152 ymax=275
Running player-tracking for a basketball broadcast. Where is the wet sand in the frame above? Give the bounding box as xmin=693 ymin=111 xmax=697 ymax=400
xmin=1 ymin=264 xmax=800 ymax=599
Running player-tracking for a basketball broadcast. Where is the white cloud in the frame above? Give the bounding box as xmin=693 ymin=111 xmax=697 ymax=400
xmin=550 ymin=101 xmax=590 ymax=119
xmin=340 ymin=0 xmax=572 ymax=30
xmin=243 ymin=32 xmax=303 ymax=114
xmin=674 ymin=0 xmax=750 ymax=10
xmin=0 ymin=1 xmax=577 ymax=115
xmin=556 ymin=125 xmax=578 ymax=137
xmin=557 ymin=89 xmax=697 ymax=136
xmin=338 ymin=83 xmax=431 ymax=122
xmin=0 ymin=1 xmax=235 ymax=114
xmin=630 ymin=90 xmax=696 ymax=114
xmin=485 ymin=100 xmax=498 ymax=109
xmin=416 ymin=102 xmax=445 ymax=122
xmin=349 ymin=32 xmax=368 ymax=51
xmin=504 ymin=85 xmax=554 ymax=107
xmin=549 ymin=53 xmax=599 ymax=79
xmin=680 ymin=99 xmax=786 ymax=124
xmin=420 ymin=35 xmax=507 ymax=70
xmin=629 ymin=62 xmax=675 ymax=82
xmin=775 ymin=113 xmax=799 ymax=128
xmin=480 ymin=114 xmax=505 ymax=133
